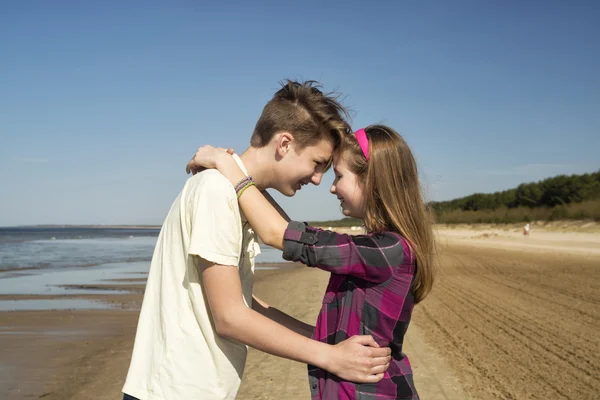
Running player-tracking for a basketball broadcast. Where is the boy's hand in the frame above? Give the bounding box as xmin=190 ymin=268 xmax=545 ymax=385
xmin=186 ymin=146 xmax=235 ymax=175
xmin=325 ymin=335 xmax=391 ymax=383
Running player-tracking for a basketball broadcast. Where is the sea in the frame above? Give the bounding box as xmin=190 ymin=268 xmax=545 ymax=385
xmin=0 ymin=227 xmax=288 ymax=311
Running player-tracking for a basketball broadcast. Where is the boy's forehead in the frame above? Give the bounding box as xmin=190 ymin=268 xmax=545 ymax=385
xmin=307 ymin=138 xmax=335 ymax=160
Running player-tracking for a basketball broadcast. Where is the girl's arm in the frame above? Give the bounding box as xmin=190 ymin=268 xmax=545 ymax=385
xmin=282 ymin=222 xmax=410 ymax=283
xmin=223 ymin=158 xmax=408 ymax=283
xmin=186 ymin=148 xmax=409 ymax=283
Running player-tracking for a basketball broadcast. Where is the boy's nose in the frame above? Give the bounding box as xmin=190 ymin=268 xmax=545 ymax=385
xmin=311 ymin=172 xmax=323 ymax=186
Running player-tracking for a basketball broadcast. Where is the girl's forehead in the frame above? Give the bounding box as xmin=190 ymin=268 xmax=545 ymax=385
xmin=332 ymin=151 xmax=342 ymax=162
xmin=332 ymin=156 xmax=349 ymax=170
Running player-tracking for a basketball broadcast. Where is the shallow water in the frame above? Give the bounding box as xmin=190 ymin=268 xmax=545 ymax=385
xmin=0 ymin=299 xmax=118 ymax=312
xmin=0 ymin=229 xmax=158 ymax=271
xmin=0 ymin=228 xmax=289 ymax=311
xmin=0 ymin=261 xmax=148 ymax=296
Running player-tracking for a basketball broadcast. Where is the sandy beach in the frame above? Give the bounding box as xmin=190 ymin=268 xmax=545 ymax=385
xmin=2 ymin=224 xmax=599 ymax=399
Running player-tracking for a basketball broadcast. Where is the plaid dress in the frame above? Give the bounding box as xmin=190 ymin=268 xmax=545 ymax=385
xmin=283 ymin=221 xmax=419 ymax=400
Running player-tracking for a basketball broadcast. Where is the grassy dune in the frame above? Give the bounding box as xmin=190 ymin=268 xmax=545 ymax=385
xmin=435 ymin=200 xmax=600 ymax=224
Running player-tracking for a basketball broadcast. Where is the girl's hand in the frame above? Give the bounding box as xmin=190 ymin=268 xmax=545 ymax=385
xmin=185 ymin=145 xmax=234 ymax=175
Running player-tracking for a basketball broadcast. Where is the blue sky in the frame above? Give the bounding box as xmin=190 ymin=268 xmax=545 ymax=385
xmin=1 ymin=1 xmax=599 ymax=226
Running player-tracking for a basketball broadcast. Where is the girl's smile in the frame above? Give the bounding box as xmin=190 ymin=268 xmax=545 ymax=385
xmin=330 ymin=159 xmax=365 ymax=219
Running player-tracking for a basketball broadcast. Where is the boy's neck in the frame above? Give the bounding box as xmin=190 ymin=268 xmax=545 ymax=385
xmin=238 ymin=147 xmax=273 ymax=191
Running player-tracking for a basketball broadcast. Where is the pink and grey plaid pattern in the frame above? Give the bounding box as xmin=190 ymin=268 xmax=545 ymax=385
xmin=283 ymin=221 xmax=420 ymax=400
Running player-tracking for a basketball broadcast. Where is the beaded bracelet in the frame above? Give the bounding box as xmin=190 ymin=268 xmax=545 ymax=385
xmin=236 ymin=181 xmax=256 ymax=199
xmin=234 ymin=176 xmax=252 ymax=192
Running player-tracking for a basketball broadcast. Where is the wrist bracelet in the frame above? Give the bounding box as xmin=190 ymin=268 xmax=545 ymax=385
xmin=237 ymin=181 xmax=256 ymax=199
xmin=234 ymin=176 xmax=252 ymax=192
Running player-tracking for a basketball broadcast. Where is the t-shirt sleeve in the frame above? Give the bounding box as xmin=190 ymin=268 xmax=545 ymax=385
xmin=187 ymin=173 xmax=242 ymax=267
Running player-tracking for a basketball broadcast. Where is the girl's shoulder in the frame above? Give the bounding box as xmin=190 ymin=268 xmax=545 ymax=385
xmin=367 ymin=230 xmax=405 ymax=244
xmin=367 ymin=231 xmax=414 ymax=264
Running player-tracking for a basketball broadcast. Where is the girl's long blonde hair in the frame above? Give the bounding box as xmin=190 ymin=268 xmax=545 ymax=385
xmin=338 ymin=125 xmax=436 ymax=303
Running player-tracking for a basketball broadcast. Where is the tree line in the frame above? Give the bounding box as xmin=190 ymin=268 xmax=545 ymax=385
xmin=431 ymin=171 xmax=600 ymax=212
xmin=431 ymin=171 xmax=600 ymax=223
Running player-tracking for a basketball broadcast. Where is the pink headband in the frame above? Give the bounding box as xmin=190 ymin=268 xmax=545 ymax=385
xmin=355 ymin=128 xmax=369 ymax=160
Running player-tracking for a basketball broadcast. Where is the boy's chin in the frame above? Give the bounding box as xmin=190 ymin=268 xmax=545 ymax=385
xmin=271 ymin=184 xmax=296 ymax=197
xmin=280 ymin=186 xmax=296 ymax=197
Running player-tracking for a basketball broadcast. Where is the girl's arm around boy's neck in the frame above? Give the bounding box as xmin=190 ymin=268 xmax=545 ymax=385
xmin=216 ymin=153 xmax=288 ymax=250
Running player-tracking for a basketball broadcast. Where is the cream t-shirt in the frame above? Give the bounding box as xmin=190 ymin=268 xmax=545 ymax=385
xmin=123 ymin=155 xmax=260 ymax=399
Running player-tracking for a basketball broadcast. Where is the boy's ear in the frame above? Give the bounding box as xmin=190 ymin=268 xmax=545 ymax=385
xmin=276 ymin=132 xmax=294 ymax=157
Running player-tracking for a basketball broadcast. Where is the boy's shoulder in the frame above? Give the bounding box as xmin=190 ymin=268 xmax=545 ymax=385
xmin=185 ymin=170 xmax=236 ymax=199
xmin=188 ymin=169 xmax=233 ymax=188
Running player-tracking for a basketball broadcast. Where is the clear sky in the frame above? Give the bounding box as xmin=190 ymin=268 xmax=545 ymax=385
xmin=1 ymin=1 xmax=599 ymax=226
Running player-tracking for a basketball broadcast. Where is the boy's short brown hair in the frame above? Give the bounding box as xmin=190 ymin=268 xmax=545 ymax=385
xmin=250 ymin=80 xmax=351 ymax=151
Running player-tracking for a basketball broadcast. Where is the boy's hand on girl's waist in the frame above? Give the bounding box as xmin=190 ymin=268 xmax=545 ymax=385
xmin=326 ymin=335 xmax=391 ymax=384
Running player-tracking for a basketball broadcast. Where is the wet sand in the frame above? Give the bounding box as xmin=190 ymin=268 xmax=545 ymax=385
xmin=1 ymin=264 xmax=467 ymax=400
xmin=2 ymin=226 xmax=599 ymax=399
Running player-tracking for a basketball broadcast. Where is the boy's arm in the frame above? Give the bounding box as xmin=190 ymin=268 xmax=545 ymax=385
xmin=251 ymin=295 xmax=314 ymax=338
xmin=200 ymin=258 xmax=390 ymax=383
xmin=253 ymin=193 xmax=303 ymax=331
xmin=251 ymin=194 xmax=306 ymax=334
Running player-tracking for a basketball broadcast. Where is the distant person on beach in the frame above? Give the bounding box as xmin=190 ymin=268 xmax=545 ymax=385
xmin=524 ymin=223 xmax=531 ymax=236
xmin=187 ymin=124 xmax=436 ymax=399
xmin=122 ymin=81 xmax=391 ymax=400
